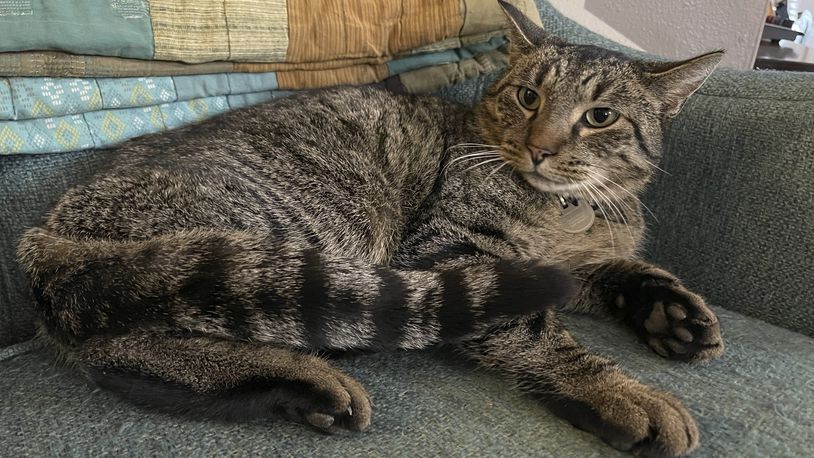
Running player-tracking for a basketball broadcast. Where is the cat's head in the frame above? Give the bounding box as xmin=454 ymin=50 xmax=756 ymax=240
xmin=475 ymin=1 xmax=723 ymax=195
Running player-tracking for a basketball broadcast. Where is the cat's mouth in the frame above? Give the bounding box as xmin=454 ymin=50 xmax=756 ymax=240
xmin=520 ymin=171 xmax=585 ymax=194
xmin=498 ymin=145 xmax=578 ymax=194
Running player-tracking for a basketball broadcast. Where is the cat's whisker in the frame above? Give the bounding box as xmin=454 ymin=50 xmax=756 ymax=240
xmin=597 ymin=189 xmax=633 ymax=241
xmin=443 ymin=151 xmax=501 ymax=175
xmin=485 ymin=162 xmax=508 ymax=181
xmin=600 ymin=179 xmax=657 ymax=223
xmin=582 ymin=169 xmax=634 ymax=211
xmin=446 ymin=146 xmax=498 ymax=152
xmin=463 ymin=157 xmax=504 ymax=173
xmin=588 ymin=174 xmax=637 ymax=216
xmin=442 ymin=154 xmax=500 ymax=172
xmin=446 ymin=151 xmax=500 ymax=165
xmin=573 ymin=180 xmax=615 ymax=252
xmin=586 ymin=181 xmax=633 ymax=241
xmin=449 ymin=142 xmax=499 ymax=147
xmin=641 ymin=157 xmax=671 ymax=175
xmin=586 ymin=169 xmax=658 ymax=222
xmin=446 ymin=143 xmax=500 ymax=152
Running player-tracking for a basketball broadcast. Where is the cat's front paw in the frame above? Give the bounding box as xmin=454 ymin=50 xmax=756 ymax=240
xmin=556 ymin=379 xmax=700 ymax=458
xmin=616 ymin=275 xmax=723 ymax=362
xmin=280 ymin=361 xmax=372 ymax=433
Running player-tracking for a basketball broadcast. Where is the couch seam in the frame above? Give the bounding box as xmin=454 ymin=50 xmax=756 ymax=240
xmin=0 ymin=338 xmax=45 ymax=362
xmin=695 ymin=92 xmax=814 ymax=103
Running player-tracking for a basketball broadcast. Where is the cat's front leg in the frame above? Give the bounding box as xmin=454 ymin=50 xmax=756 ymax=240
xmin=571 ymin=259 xmax=724 ymax=362
xmin=460 ymin=312 xmax=700 ymax=457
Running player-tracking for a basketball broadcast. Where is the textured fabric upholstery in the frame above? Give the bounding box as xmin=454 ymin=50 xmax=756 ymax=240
xmin=0 ymin=150 xmax=112 ymax=346
xmin=2 ymin=308 xmax=812 ymax=457
xmin=647 ymin=83 xmax=814 ymax=337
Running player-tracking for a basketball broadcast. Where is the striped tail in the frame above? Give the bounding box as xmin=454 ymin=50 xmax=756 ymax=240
xmin=17 ymin=228 xmax=576 ymax=351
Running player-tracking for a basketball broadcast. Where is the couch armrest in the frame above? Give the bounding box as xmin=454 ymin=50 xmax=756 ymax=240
xmin=644 ymin=70 xmax=814 ymax=337
xmin=0 ymin=150 xmax=111 ymax=346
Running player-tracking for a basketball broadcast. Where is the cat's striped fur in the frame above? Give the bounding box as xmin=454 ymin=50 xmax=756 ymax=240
xmin=17 ymin=2 xmax=724 ymax=456
xmin=19 ymin=227 xmax=573 ymax=350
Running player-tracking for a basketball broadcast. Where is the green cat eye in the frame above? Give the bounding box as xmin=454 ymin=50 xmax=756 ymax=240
xmin=584 ymin=108 xmax=619 ymax=128
xmin=517 ymin=87 xmax=541 ymax=110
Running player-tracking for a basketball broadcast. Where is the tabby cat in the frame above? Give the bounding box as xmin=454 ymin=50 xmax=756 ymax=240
xmin=17 ymin=2 xmax=724 ymax=456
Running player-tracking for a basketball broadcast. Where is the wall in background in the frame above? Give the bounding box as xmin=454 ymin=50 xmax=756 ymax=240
xmin=549 ymin=0 xmax=766 ymax=70
xmin=795 ymin=0 xmax=814 ymax=16
xmin=546 ymin=0 xmax=642 ymax=50
xmin=582 ymin=0 xmax=766 ymax=69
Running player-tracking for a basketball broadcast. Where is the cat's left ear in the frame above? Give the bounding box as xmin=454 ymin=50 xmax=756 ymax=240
xmin=498 ymin=0 xmax=551 ymax=54
xmin=645 ymin=50 xmax=725 ymax=118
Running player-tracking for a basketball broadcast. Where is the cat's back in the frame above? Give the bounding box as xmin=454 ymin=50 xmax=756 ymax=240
xmin=46 ymin=87 xmax=464 ymax=258
xmin=112 ymin=86 xmax=456 ymax=166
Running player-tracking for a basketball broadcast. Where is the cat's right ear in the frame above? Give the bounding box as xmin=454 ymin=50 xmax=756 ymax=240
xmin=498 ymin=0 xmax=550 ymax=55
xmin=645 ymin=50 xmax=724 ymax=118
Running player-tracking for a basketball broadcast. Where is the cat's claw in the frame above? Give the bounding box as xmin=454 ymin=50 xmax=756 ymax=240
xmin=618 ymin=277 xmax=724 ymax=362
xmin=286 ymin=367 xmax=373 ymax=433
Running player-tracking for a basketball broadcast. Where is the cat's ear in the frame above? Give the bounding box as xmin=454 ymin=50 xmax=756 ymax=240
xmin=498 ymin=0 xmax=549 ymax=54
xmin=645 ymin=50 xmax=724 ymax=118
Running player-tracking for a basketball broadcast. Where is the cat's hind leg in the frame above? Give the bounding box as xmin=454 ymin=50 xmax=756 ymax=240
xmin=73 ymin=331 xmax=372 ymax=433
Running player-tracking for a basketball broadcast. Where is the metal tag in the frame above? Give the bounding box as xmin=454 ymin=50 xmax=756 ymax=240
xmin=560 ymin=199 xmax=595 ymax=233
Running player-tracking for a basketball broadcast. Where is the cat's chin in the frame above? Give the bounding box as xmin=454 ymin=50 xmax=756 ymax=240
xmin=521 ymin=172 xmax=583 ymax=195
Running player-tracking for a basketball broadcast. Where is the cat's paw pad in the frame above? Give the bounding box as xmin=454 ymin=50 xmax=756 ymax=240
xmin=623 ymin=280 xmax=723 ymax=362
xmin=283 ymin=365 xmax=372 ymax=433
xmin=560 ymin=380 xmax=700 ymax=457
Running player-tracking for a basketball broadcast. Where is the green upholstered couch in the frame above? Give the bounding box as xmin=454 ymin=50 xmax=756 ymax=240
xmin=2 ymin=2 xmax=813 ymax=456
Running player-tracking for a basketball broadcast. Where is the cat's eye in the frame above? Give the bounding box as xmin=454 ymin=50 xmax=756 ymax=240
xmin=584 ymin=108 xmax=619 ymax=128
xmin=517 ymin=87 xmax=541 ymax=110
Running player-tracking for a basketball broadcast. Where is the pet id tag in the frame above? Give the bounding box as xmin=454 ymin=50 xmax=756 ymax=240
xmin=559 ymin=196 xmax=595 ymax=234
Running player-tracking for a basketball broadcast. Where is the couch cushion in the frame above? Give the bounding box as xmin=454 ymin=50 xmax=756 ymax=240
xmin=2 ymin=307 xmax=812 ymax=457
xmin=0 ymin=149 xmax=114 ymax=346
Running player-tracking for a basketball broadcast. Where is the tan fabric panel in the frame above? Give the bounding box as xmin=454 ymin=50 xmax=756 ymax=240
xmin=223 ymin=0 xmax=289 ymax=61
xmin=287 ymin=0 xmax=462 ymax=63
xmin=462 ymin=0 xmax=542 ymax=36
xmin=287 ymin=1 xmax=386 ymax=63
xmin=150 ymin=0 xmax=288 ymax=63
xmin=150 ymin=0 xmax=230 ymax=63
xmin=276 ymin=63 xmax=389 ymax=90
xmin=392 ymin=0 xmax=463 ymax=53
xmin=233 ymin=56 xmax=388 ymax=73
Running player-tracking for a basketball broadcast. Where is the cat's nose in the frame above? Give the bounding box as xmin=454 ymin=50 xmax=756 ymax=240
xmin=528 ymin=145 xmax=556 ymax=165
